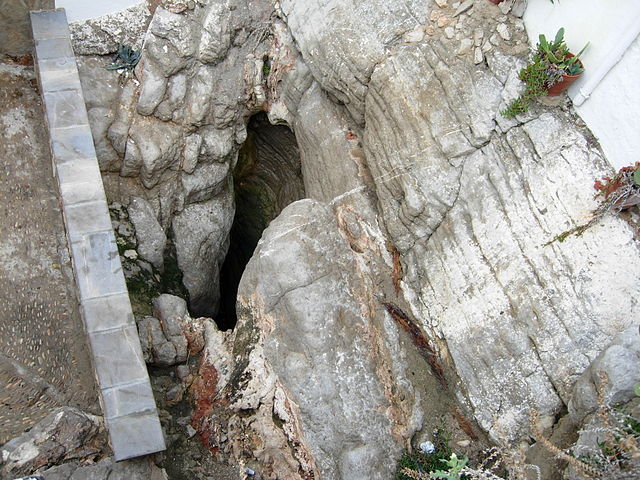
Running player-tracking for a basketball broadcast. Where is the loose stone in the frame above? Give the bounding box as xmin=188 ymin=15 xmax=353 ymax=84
xmin=496 ymin=23 xmax=511 ymax=41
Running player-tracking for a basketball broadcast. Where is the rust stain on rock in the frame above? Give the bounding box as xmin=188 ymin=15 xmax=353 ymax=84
xmin=450 ymin=405 xmax=478 ymax=440
xmin=380 ymin=301 xmax=447 ymax=387
xmin=190 ymin=353 xmax=220 ymax=454
xmin=387 ymin=244 xmax=403 ymax=294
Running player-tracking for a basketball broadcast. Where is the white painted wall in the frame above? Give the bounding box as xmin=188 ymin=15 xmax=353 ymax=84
xmin=56 ymin=0 xmax=142 ymax=23
xmin=574 ymin=34 xmax=640 ymax=171
xmin=524 ymin=0 xmax=640 ymax=170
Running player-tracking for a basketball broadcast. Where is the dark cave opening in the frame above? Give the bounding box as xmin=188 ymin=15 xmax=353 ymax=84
xmin=216 ymin=113 xmax=305 ymax=330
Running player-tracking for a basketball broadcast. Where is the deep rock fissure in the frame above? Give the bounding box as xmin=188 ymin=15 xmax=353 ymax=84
xmin=216 ymin=113 xmax=305 ymax=330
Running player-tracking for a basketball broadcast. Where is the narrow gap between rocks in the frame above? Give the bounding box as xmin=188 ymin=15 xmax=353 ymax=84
xmin=216 ymin=113 xmax=305 ymax=330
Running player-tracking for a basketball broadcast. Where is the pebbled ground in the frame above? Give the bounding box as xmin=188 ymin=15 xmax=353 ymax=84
xmin=0 ymin=57 xmax=98 ymax=445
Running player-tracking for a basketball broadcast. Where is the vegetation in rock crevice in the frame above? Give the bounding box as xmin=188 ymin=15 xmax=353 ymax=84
xmin=545 ymin=163 xmax=640 ymax=245
xmin=110 ymin=203 xmax=188 ymax=317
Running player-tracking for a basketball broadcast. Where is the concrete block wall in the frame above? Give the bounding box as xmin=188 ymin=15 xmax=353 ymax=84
xmin=30 ymin=8 xmax=166 ymax=461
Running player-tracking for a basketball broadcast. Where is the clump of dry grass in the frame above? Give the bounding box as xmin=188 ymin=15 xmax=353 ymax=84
xmin=531 ymin=373 xmax=640 ymax=479
xmin=399 ymin=371 xmax=639 ymax=480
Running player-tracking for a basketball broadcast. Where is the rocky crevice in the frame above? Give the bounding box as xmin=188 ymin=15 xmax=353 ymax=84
xmin=218 ymin=113 xmax=305 ymax=329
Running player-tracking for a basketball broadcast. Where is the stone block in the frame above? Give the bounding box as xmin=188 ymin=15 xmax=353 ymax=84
xmin=107 ymin=412 xmax=166 ymax=461
xmin=50 ymin=125 xmax=97 ymax=163
xmin=34 ymin=37 xmax=74 ymax=61
xmin=101 ymin=379 xmax=158 ymax=420
xmin=58 ymin=178 xmax=107 ymax=205
xmin=43 ymin=89 xmax=90 ymax=129
xmin=82 ymin=294 xmax=136 ymax=333
xmin=30 ymin=9 xmax=70 ymax=40
xmin=37 ymin=56 xmax=80 ymax=92
xmin=56 ymin=157 xmax=102 ymax=186
xmin=63 ymin=200 xmax=112 ymax=235
xmin=69 ymin=230 xmax=128 ymax=301
xmin=88 ymin=326 xmax=147 ymax=389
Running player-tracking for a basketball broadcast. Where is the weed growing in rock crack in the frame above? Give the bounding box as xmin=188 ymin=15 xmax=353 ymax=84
xmin=531 ymin=374 xmax=640 ymax=479
xmin=544 ymin=162 xmax=640 ymax=245
xmin=502 ymin=58 xmax=550 ymax=118
xmin=396 ymin=426 xmax=453 ymax=479
xmin=396 ymin=422 xmax=539 ymax=480
xmin=106 ymin=44 xmax=141 ymax=71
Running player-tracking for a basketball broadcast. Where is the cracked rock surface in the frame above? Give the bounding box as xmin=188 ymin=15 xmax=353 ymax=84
xmin=62 ymin=0 xmax=640 ymax=477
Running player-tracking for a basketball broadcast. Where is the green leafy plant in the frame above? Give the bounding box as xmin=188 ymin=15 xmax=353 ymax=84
xmin=501 ymin=57 xmax=551 ymax=117
xmin=502 ymin=28 xmax=588 ymax=118
xmin=430 ymin=454 xmax=468 ymax=479
xmin=106 ymin=44 xmax=141 ymax=71
xmin=396 ymin=426 xmax=453 ymax=480
xmin=537 ymin=28 xmax=588 ymax=75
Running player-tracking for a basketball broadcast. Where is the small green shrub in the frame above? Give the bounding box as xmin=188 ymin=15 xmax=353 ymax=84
xmin=430 ymin=454 xmax=468 ymax=480
xmin=501 ymin=57 xmax=550 ymax=118
xmin=395 ymin=427 xmax=453 ymax=480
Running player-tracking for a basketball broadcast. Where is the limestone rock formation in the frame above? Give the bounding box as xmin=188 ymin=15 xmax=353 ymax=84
xmin=137 ymin=294 xmax=206 ymax=366
xmin=569 ymin=324 xmax=640 ymax=425
xmin=0 ymin=407 xmax=105 ymax=479
xmin=128 ymin=197 xmax=167 ymax=271
xmin=192 ymin=199 xmax=421 ymax=479
xmin=172 ymin=191 xmax=234 ymax=316
xmin=70 ymin=0 xmax=640 ymax=477
xmin=74 ymin=0 xmax=277 ymax=316
xmin=33 ymin=456 xmax=168 ymax=480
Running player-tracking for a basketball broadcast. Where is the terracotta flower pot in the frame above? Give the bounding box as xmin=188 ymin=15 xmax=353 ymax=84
xmin=547 ymin=54 xmax=584 ymax=96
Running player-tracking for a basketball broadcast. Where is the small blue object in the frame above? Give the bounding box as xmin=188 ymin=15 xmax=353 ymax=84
xmin=14 ymin=476 xmax=45 ymax=480
xmin=419 ymin=441 xmax=436 ymax=454
xmin=245 ymin=467 xmax=255 ymax=475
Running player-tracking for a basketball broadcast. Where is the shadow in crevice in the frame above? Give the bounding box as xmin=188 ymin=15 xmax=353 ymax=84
xmin=216 ymin=114 xmax=305 ymax=330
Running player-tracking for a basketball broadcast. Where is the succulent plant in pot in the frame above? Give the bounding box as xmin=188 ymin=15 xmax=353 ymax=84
xmin=502 ymin=28 xmax=588 ymax=118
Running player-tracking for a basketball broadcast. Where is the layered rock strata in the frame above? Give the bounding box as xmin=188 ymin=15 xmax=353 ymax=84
xmin=67 ymin=0 xmax=640 ymax=478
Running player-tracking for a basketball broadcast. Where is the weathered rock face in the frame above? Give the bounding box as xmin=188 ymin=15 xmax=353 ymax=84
xmin=569 ymin=324 xmax=640 ymax=425
xmin=240 ymin=200 xmax=405 ymax=479
xmin=0 ymin=407 xmax=105 ymax=479
xmin=73 ymin=0 xmax=640 ymax=477
xmin=128 ymin=196 xmax=167 ymax=271
xmin=34 ymin=456 xmax=168 ymax=480
xmin=279 ymin=0 xmax=427 ymax=125
xmin=194 ymin=199 xmax=432 ymax=480
xmin=75 ymin=0 xmax=277 ymax=316
xmin=137 ymin=294 xmax=206 ymax=366
xmin=273 ymin=0 xmax=640 ymax=444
